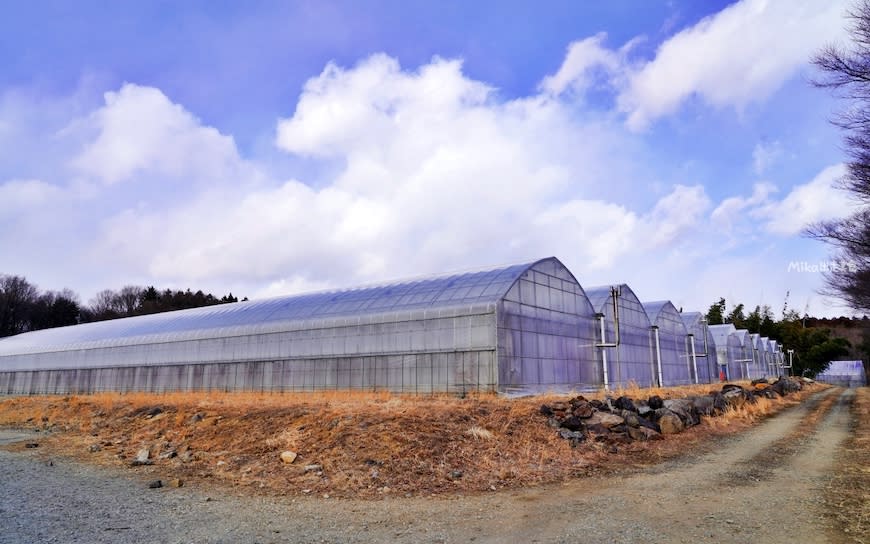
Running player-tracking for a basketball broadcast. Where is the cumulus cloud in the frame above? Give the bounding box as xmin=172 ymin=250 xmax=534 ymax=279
xmin=761 ymin=163 xmax=853 ymax=235
xmin=618 ymin=0 xmax=847 ymax=130
xmin=72 ymin=84 xmax=244 ymax=185
xmin=538 ymin=33 xmax=625 ymax=97
xmin=538 ymin=0 xmax=848 ymax=130
xmin=711 ymin=182 xmax=777 ymax=231
xmin=76 ymin=55 xmax=715 ymax=294
xmin=710 ymin=164 xmax=853 ymax=237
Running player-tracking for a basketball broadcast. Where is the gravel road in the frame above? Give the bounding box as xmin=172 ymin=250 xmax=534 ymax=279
xmin=0 ymin=388 xmax=857 ymax=543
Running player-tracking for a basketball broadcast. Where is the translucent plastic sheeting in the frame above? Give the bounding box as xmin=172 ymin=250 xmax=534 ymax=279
xmin=497 ymin=258 xmax=600 ymax=394
xmin=585 ymin=284 xmax=655 ymax=389
xmin=816 ymin=360 xmax=867 ymax=387
xmin=708 ymin=324 xmax=740 ymax=381
xmin=680 ymin=312 xmax=718 ymax=384
xmin=748 ymin=333 xmax=766 ymax=379
xmin=644 ymin=301 xmax=692 ymax=386
xmin=0 ymin=257 xmax=602 ymax=395
xmin=0 ymin=261 xmax=538 ymax=359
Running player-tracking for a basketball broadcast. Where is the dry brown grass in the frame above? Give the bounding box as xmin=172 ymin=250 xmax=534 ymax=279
xmin=0 ymin=382 xmax=826 ymax=498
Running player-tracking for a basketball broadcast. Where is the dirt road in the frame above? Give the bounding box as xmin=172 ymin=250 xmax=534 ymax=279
xmin=0 ymin=388 xmax=860 ymax=543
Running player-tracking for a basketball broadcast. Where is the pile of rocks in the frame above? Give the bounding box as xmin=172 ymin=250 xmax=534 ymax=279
xmin=541 ymin=376 xmax=808 ymax=448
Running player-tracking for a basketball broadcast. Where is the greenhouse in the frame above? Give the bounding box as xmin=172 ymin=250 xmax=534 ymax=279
xmin=760 ymin=337 xmax=773 ymax=375
xmin=732 ymin=329 xmax=753 ymax=380
xmin=749 ymin=333 xmax=765 ymax=378
xmin=708 ymin=324 xmax=739 ymax=380
xmin=680 ymin=312 xmax=717 ymax=383
xmin=0 ymin=257 xmax=602 ymax=395
xmin=816 ymin=360 xmax=867 ymax=387
xmin=643 ymin=301 xmax=692 ymax=386
xmin=769 ymin=340 xmax=782 ymax=373
xmin=585 ymin=284 xmax=654 ymax=389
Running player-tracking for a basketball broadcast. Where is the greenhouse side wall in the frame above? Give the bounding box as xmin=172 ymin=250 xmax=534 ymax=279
xmin=497 ymin=261 xmax=599 ymax=394
xmin=0 ymin=305 xmax=500 ymax=395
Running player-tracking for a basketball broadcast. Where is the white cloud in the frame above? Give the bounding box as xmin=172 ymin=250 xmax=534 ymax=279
xmin=537 ymin=0 xmax=848 ymax=130
xmin=752 ymin=140 xmax=783 ymax=175
xmin=538 ymin=33 xmax=624 ymax=97
xmin=761 ymin=163 xmax=853 ymax=235
xmin=71 ymin=84 xmax=243 ymax=185
xmin=83 ymin=56 xmax=711 ymax=292
xmin=711 ymin=182 xmax=777 ymax=230
xmin=0 ymin=179 xmax=64 ymax=217
xmin=618 ymin=0 xmax=847 ymax=130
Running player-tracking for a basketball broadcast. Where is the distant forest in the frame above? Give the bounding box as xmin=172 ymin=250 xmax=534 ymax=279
xmin=0 ymin=274 xmax=243 ymax=338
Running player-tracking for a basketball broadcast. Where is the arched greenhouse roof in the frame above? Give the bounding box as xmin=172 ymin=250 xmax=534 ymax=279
xmin=642 ymin=301 xmax=687 ymax=334
xmin=585 ymin=284 xmax=650 ymax=322
xmin=0 ymin=257 xmax=575 ymax=357
xmin=708 ymin=324 xmax=737 ymax=348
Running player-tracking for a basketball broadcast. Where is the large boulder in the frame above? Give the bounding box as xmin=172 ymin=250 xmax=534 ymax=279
xmin=614 ymin=396 xmax=637 ymax=412
xmin=658 ymin=411 xmax=685 ymax=435
xmin=663 ymin=398 xmax=701 ymax=427
xmin=721 ymin=384 xmax=748 ymax=408
xmin=585 ymin=411 xmax=625 ymax=429
xmin=627 ymin=425 xmax=663 ymax=441
xmin=571 ymin=401 xmax=595 ymax=419
xmin=647 ymin=395 xmax=664 ymax=410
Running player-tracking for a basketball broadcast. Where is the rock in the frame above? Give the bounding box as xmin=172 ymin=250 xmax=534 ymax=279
xmin=711 ymin=392 xmax=727 ymax=414
xmin=561 ymin=415 xmax=585 ymax=432
xmin=558 ymin=429 xmax=585 ymax=447
xmin=586 ymin=423 xmax=611 ymax=437
xmin=24 ymin=443 xmax=39 ymax=449
xmin=571 ymin=401 xmax=595 ymax=419
xmin=549 ymin=401 xmax=570 ymax=413
xmin=658 ymin=412 xmax=685 ymax=435
xmin=136 ymin=448 xmax=150 ymax=463
xmin=635 ymin=400 xmax=652 ymax=417
xmin=647 ymin=395 xmax=664 ymax=410
xmin=280 ymin=451 xmax=298 ymax=464
xmin=722 ymin=385 xmax=747 ymax=407
xmin=143 ymin=406 xmax=163 ymax=417
xmin=304 ymin=464 xmax=322 ymax=473
xmin=539 ymin=404 xmax=553 ymax=416
xmin=614 ymin=396 xmax=637 ymax=412
xmin=663 ymin=399 xmax=700 ymax=427
xmin=547 ymin=417 xmax=562 ymax=429
xmin=88 ymin=444 xmax=101 ymax=453
xmin=168 ymin=478 xmax=184 ymax=488
xmin=801 ymin=377 xmax=814 ymax=384
xmin=588 ymin=399 xmax=606 ymax=411
xmin=628 ymin=425 xmax=663 ymax=441
xmin=691 ymin=395 xmax=715 ymax=416
xmin=159 ymin=450 xmax=177 ymax=460
xmin=189 ymin=412 xmax=205 ymax=424
xmin=619 ymin=410 xmax=641 ymax=428
xmin=148 ymin=480 xmax=163 ymax=489
xmin=585 ymin=411 xmax=625 ymax=429
xmin=450 ymin=470 xmax=463 ymax=479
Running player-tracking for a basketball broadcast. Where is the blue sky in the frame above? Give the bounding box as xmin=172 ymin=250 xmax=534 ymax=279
xmin=0 ymin=0 xmax=858 ymax=317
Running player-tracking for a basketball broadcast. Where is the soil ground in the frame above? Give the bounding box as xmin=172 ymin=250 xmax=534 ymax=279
xmin=0 ymin=385 xmax=866 ymax=543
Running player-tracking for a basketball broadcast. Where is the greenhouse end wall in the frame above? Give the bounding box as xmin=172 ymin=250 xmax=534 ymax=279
xmin=497 ymin=260 xmax=600 ymax=394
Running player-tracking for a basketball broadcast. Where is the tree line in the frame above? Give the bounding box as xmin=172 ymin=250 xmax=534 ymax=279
xmin=704 ymin=297 xmax=851 ymax=378
xmin=0 ymin=274 xmax=243 ymax=338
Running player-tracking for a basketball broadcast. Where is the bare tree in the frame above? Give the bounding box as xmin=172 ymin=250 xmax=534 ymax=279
xmin=809 ymin=1 xmax=870 ymax=311
xmin=116 ymin=285 xmax=143 ymax=316
xmin=0 ymin=275 xmax=39 ymax=336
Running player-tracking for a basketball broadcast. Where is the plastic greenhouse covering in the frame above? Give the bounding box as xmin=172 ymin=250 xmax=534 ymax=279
xmin=679 ymin=312 xmax=718 ymax=384
xmin=0 ymin=254 xmax=795 ymax=396
xmin=585 ymin=284 xmax=654 ymax=389
xmin=816 ymin=360 xmax=867 ymax=387
xmin=732 ymin=329 xmax=752 ymax=380
xmin=643 ymin=301 xmax=692 ymax=386
xmin=0 ymin=257 xmax=604 ymax=395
